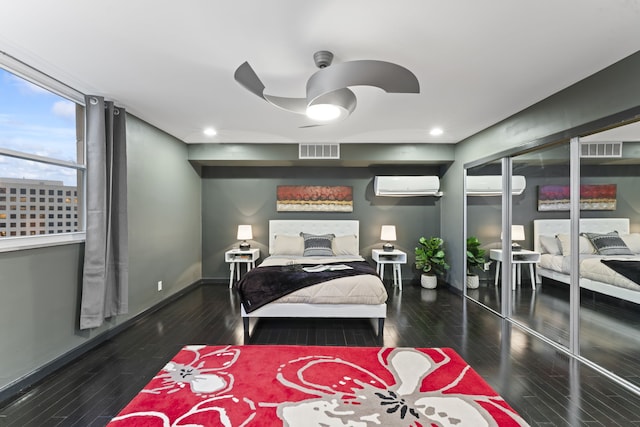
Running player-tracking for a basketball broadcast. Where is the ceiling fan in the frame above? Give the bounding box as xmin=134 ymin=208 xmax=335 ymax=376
xmin=234 ymin=51 xmax=420 ymax=124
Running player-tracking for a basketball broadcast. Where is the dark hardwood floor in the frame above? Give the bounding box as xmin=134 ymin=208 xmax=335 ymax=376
xmin=1 ymin=280 xmax=639 ymax=426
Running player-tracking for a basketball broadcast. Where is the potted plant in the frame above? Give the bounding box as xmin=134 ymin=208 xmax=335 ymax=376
xmin=415 ymin=237 xmax=449 ymax=289
xmin=466 ymin=236 xmax=486 ymax=289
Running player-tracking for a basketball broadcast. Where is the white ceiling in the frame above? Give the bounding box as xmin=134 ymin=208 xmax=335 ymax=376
xmin=1 ymin=1 xmax=639 ymax=145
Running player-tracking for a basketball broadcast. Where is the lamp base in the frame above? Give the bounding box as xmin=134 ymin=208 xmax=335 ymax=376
xmin=239 ymin=242 xmax=251 ymax=250
xmin=383 ymin=243 xmax=394 ymax=252
xmin=511 ymin=243 xmax=521 ymax=251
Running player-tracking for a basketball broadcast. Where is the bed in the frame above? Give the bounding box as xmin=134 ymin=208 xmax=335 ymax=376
xmin=235 ymin=220 xmax=388 ymax=343
xmin=533 ymin=218 xmax=640 ymax=305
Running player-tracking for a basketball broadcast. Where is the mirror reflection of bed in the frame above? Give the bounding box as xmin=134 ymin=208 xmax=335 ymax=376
xmin=534 ymin=218 xmax=640 ymax=305
xmin=234 ymin=220 xmax=388 ymax=344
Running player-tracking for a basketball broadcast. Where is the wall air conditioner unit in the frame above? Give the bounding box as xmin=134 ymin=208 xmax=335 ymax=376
xmin=466 ymin=175 xmax=526 ymax=196
xmin=374 ymin=176 xmax=442 ymax=197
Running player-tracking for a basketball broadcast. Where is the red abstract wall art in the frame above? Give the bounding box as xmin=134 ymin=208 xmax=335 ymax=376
xmin=538 ymin=184 xmax=617 ymax=211
xmin=277 ymin=185 xmax=353 ymax=212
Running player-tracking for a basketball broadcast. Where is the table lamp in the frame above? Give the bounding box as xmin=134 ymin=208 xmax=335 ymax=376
xmin=237 ymin=225 xmax=253 ymax=250
xmin=380 ymin=225 xmax=397 ymax=252
xmin=502 ymin=224 xmax=525 ymax=251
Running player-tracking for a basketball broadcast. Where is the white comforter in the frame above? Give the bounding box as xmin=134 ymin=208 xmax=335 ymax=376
xmin=539 ymin=254 xmax=640 ymax=291
xmin=258 ymin=255 xmax=388 ymax=305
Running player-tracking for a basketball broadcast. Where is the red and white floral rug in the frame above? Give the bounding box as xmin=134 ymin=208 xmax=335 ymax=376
xmin=108 ymin=345 xmax=529 ymax=426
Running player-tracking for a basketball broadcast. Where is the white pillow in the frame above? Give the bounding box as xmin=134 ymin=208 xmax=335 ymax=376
xmin=272 ymin=234 xmax=304 ymax=256
xmin=332 ymin=234 xmax=359 ymax=256
xmin=539 ymin=234 xmax=561 ymax=255
xmin=620 ymin=233 xmax=640 ymax=254
xmin=556 ymin=233 xmax=596 ymax=256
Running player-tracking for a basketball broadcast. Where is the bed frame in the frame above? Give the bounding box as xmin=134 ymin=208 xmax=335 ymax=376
xmin=240 ymin=220 xmax=386 ymax=343
xmin=533 ymin=218 xmax=640 ymax=304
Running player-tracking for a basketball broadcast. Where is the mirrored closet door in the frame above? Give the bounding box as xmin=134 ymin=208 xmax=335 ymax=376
xmin=578 ymin=122 xmax=640 ymax=388
xmin=510 ymin=142 xmax=571 ymax=347
xmin=463 ymin=119 xmax=640 ymax=392
xmin=465 ymin=161 xmax=503 ymax=313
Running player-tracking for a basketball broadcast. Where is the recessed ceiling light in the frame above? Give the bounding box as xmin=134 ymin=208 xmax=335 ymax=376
xmin=429 ymin=127 xmax=444 ymax=136
xmin=203 ymin=127 xmax=217 ymax=137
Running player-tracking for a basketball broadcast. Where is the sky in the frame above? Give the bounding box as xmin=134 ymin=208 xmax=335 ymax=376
xmin=0 ymin=67 xmax=79 ymax=186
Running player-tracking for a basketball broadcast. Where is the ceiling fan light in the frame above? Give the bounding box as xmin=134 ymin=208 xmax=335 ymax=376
xmin=306 ymin=103 xmax=344 ymax=121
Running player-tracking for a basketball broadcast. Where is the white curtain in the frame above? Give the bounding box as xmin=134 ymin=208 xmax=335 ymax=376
xmin=80 ymin=95 xmax=129 ymax=330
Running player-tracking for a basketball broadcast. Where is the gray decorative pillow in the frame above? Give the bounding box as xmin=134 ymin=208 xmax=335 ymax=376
xmin=581 ymin=231 xmax=633 ymax=256
xmin=300 ymin=232 xmax=335 ymax=256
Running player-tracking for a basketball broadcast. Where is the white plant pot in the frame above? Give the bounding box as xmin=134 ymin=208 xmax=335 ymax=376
xmin=421 ymin=274 xmax=438 ymax=289
xmin=466 ymin=274 xmax=480 ymax=289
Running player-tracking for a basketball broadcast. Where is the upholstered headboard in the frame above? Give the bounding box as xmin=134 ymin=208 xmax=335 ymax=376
xmin=269 ymin=220 xmax=359 ymax=254
xmin=533 ymin=218 xmax=630 ymax=253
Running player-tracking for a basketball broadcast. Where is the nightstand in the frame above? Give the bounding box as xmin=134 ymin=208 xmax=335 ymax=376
xmin=489 ymin=249 xmax=540 ymax=290
xmin=372 ymin=249 xmax=407 ymax=290
xmin=225 ymin=248 xmax=260 ymax=288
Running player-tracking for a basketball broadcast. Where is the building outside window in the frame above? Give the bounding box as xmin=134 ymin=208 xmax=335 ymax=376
xmin=0 ymin=66 xmax=85 ymax=242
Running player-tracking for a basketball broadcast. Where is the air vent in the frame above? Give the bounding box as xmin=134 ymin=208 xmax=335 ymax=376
xmin=299 ymin=143 xmax=340 ymax=159
xmin=580 ymin=141 xmax=622 ymax=158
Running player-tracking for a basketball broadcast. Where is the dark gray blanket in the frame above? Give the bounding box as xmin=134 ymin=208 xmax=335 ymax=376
xmin=235 ymin=261 xmax=379 ymax=313
xmin=601 ymin=259 xmax=640 ymax=285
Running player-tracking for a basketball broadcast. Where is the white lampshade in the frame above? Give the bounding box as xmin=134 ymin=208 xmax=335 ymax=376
xmin=511 ymin=225 xmax=525 ymax=241
xmin=501 ymin=225 xmax=525 ymax=241
xmin=237 ymin=224 xmax=253 ymax=240
xmin=380 ymin=225 xmax=397 ymax=241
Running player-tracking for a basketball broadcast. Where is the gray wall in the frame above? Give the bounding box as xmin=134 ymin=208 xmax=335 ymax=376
xmin=442 ymin=51 xmax=640 ymax=289
xmin=201 ymin=166 xmax=442 ymax=283
xmin=0 ymin=115 xmax=202 ymax=393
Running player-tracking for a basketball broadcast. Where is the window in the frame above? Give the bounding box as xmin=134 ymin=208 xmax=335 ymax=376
xmin=0 ymin=65 xmax=85 ymax=250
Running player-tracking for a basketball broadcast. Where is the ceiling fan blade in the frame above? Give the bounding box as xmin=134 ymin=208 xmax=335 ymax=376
xmin=263 ymin=94 xmax=308 ymax=114
xmin=234 ymin=62 xmax=266 ymax=99
xmin=235 ymin=61 xmax=308 ymax=114
xmin=306 ymin=60 xmax=420 ymax=102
